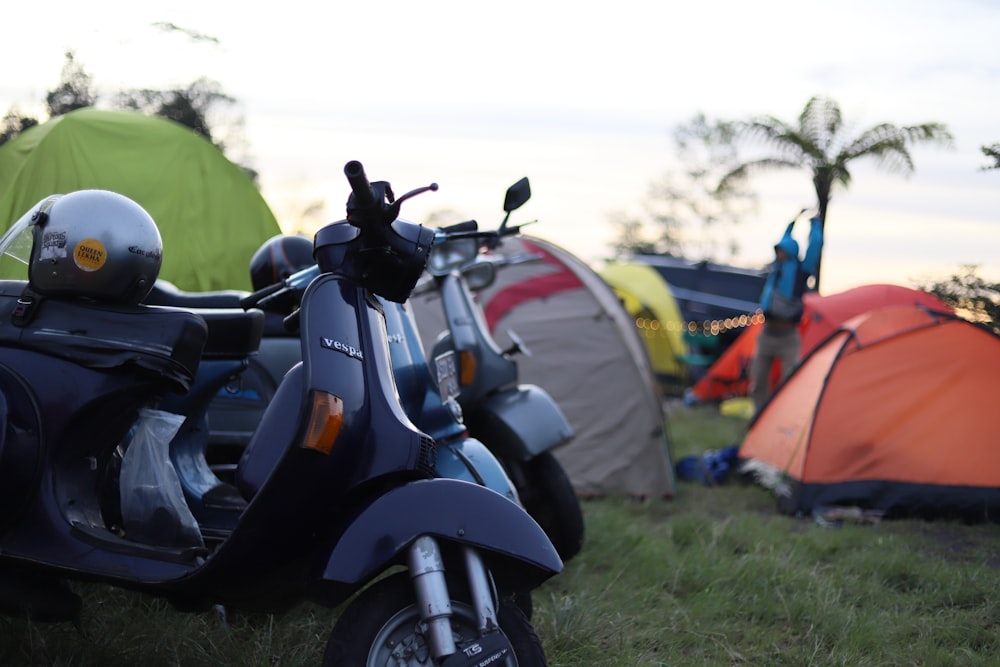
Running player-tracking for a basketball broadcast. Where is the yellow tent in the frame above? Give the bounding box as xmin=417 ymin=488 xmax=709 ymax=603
xmin=600 ymin=261 xmax=688 ymax=393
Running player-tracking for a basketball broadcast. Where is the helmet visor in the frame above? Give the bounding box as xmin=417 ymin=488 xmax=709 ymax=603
xmin=0 ymin=201 xmax=50 ymax=279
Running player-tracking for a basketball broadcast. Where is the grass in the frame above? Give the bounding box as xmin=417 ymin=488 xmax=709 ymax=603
xmin=3 ymin=404 xmax=1000 ymax=665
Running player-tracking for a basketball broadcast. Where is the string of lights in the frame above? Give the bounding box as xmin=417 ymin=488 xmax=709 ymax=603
xmin=633 ymin=311 xmax=765 ymax=338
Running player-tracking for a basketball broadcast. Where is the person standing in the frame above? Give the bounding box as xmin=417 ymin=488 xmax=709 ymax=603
xmin=749 ymin=214 xmax=823 ymax=412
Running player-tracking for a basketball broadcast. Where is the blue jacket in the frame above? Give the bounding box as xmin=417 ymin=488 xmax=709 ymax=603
xmin=759 ymin=217 xmax=823 ymax=315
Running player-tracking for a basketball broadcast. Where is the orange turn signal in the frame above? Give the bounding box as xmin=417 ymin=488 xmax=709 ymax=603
xmin=458 ymin=350 xmax=477 ymax=386
xmin=301 ymin=391 xmax=344 ymax=455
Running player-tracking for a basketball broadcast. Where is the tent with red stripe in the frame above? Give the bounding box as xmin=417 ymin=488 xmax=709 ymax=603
xmin=409 ymin=235 xmax=675 ymax=498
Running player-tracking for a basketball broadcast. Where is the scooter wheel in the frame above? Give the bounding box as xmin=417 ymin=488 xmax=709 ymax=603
xmin=508 ymin=451 xmax=585 ymax=562
xmin=324 ymin=571 xmax=547 ymax=666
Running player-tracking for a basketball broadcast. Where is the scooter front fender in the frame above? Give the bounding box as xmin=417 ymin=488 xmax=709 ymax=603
xmin=322 ymin=478 xmax=562 ymax=588
xmin=467 ymin=385 xmax=574 ymax=461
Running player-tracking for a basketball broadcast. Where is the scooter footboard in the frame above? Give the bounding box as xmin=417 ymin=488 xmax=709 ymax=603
xmin=321 ymin=478 xmax=562 ymax=590
xmin=467 ymin=384 xmax=574 ymax=460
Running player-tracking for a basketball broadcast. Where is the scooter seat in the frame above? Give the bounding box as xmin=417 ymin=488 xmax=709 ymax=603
xmin=148 ymin=280 xmax=298 ymax=339
xmin=190 ymin=308 xmax=265 ymax=359
xmin=146 ymin=281 xmax=268 ymax=357
xmin=145 ymin=279 xmax=246 ymax=309
xmin=0 ymin=284 xmax=207 ymax=394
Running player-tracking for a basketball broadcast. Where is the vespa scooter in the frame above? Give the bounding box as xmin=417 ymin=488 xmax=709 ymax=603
xmin=419 ymin=178 xmax=585 ymax=561
xmin=183 ymin=180 xmax=584 ymax=561
xmin=0 ymin=166 xmax=562 ymax=666
xmin=146 ymin=253 xmax=522 ymax=528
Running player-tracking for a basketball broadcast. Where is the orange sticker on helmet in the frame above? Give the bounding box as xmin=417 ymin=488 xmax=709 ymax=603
xmin=74 ymin=238 xmax=107 ymax=272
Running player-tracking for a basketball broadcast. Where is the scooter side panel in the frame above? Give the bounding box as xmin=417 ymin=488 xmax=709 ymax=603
xmin=0 ymin=365 xmax=41 ymax=530
xmin=300 ymin=276 xmax=436 ymax=483
xmin=435 ymin=438 xmax=520 ymax=504
xmin=321 ymin=477 xmax=562 ymax=586
xmin=466 ymin=385 xmax=574 ymax=461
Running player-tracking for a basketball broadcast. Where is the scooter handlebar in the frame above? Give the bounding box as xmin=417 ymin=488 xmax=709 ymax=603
xmin=344 ymin=160 xmax=376 ymax=209
xmin=440 ymin=220 xmax=479 ymax=234
xmin=239 ymin=281 xmax=285 ymax=310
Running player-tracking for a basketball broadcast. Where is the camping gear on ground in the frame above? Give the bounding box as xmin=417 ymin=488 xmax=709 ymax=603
xmin=0 ymin=166 xmax=560 ymax=666
xmin=690 ymin=284 xmax=953 ymax=403
xmin=0 ymin=107 xmax=281 ymax=291
xmin=675 ymin=446 xmax=740 ymax=486
xmin=739 ymin=304 xmax=1000 ymax=522
xmin=418 ymin=177 xmax=583 ymax=562
xmin=411 ymin=235 xmax=676 ymax=498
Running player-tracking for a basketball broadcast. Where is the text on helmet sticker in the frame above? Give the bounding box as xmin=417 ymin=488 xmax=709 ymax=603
xmin=74 ymin=238 xmax=107 ymax=272
xmin=40 ymin=231 xmax=68 ymax=260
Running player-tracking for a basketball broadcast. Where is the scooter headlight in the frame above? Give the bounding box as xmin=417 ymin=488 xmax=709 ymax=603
xmin=301 ymin=390 xmax=344 ymax=454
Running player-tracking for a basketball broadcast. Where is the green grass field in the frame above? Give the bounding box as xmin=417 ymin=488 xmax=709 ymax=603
xmin=3 ymin=404 xmax=999 ymax=665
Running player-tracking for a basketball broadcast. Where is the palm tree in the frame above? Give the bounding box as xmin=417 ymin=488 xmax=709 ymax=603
xmin=981 ymin=143 xmax=1000 ymax=170
xmin=719 ymin=95 xmax=953 ymax=289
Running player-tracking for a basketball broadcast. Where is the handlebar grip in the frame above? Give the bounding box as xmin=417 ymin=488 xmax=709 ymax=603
xmin=239 ymin=281 xmax=285 ymax=310
xmin=441 ymin=220 xmax=479 ymax=234
xmin=344 ymin=160 xmax=376 ymax=208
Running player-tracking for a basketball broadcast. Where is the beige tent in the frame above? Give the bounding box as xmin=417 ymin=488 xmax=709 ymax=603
xmin=410 ymin=235 xmax=676 ymax=498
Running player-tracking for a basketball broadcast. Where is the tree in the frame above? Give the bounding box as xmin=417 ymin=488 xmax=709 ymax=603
xmin=115 ymin=77 xmax=234 ymax=147
xmin=981 ymin=143 xmax=1000 ymax=170
xmin=1 ymin=50 xmax=93 ymax=146
xmin=114 ymin=77 xmax=256 ymax=181
xmin=608 ymin=212 xmax=661 ymax=258
xmin=0 ymin=106 xmax=38 ymax=146
xmin=45 ymin=51 xmax=98 ymax=116
xmin=610 ymin=114 xmax=756 ymax=261
xmin=719 ymin=95 xmax=953 ymax=289
xmin=915 ymin=265 xmax=999 ymax=334
xmin=4 ymin=46 xmax=256 ymax=180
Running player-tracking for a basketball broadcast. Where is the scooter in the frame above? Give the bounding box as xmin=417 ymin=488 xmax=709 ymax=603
xmin=0 ymin=165 xmax=562 ymax=666
xmin=162 ymin=189 xmax=584 ymax=561
xmin=147 ymin=262 xmax=522 ymax=532
xmin=418 ymin=177 xmax=585 ymax=562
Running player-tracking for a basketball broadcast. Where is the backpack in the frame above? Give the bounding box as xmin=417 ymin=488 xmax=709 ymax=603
xmin=767 ymin=264 xmax=808 ymax=321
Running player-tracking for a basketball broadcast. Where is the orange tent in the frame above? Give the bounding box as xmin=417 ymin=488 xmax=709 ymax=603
xmin=690 ymin=284 xmax=951 ymax=402
xmin=740 ymin=305 xmax=1000 ymax=521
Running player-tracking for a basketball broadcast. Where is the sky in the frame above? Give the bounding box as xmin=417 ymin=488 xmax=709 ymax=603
xmin=2 ymin=0 xmax=999 ymax=296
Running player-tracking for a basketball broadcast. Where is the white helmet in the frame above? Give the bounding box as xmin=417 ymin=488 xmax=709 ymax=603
xmin=27 ymin=190 xmax=163 ymax=304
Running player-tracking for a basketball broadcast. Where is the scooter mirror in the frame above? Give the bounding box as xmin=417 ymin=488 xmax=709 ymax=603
xmin=428 ymin=237 xmax=479 ymax=275
xmin=463 ymin=260 xmax=496 ymax=291
xmin=503 ymin=178 xmax=531 ymax=213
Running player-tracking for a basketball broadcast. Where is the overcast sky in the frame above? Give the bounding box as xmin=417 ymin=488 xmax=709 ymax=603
xmin=3 ymin=0 xmax=999 ymax=294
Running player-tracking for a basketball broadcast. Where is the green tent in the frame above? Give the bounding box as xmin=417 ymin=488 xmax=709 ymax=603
xmin=0 ymin=108 xmax=281 ymax=291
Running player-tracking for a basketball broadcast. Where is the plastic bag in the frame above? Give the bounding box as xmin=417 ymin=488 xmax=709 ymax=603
xmin=120 ymin=408 xmax=204 ymax=548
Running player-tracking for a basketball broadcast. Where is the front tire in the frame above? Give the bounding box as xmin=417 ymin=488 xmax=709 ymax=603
xmin=324 ymin=572 xmax=547 ymax=666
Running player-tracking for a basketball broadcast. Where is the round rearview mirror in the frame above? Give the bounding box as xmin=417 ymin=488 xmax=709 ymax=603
xmin=463 ymin=261 xmax=496 ymax=291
